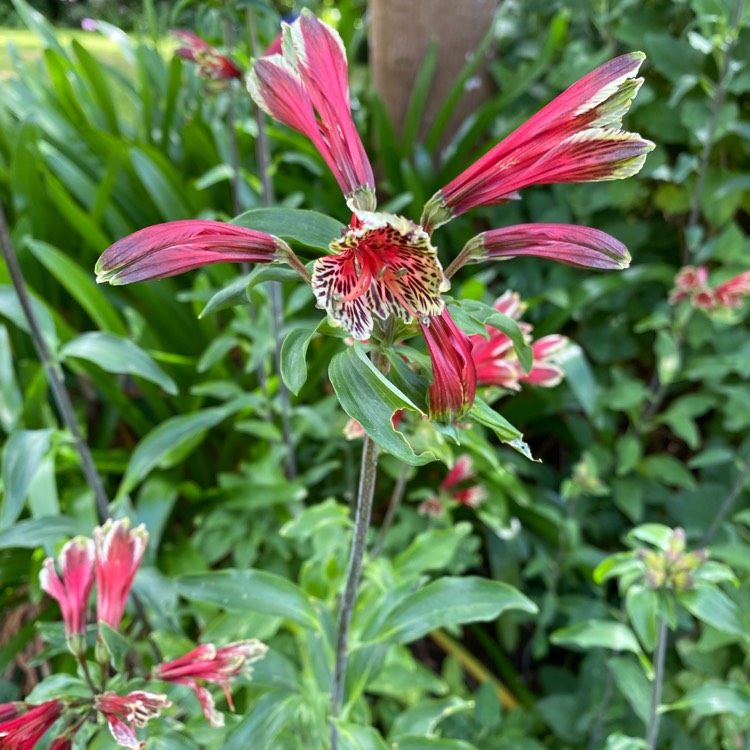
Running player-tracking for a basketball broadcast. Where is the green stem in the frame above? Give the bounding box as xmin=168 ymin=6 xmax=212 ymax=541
xmin=0 ymin=203 xmax=110 ymax=523
xmin=645 ymin=617 xmax=668 ymax=750
xmin=330 ymin=354 xmax=386 ymax=749
xmin=246 ymin=9 xmax=298 ymax=479
xmin=371 ymin=461 xmax=410 ymax=558
xmin=684 ymin=0 xmax=745 ymax=257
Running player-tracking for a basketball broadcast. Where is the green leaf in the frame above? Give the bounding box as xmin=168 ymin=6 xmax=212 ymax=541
xmin=374 ymin=577 xmax=537 ymax=644
xmin=26 ymin=240 xmax=126 ymax=335
xmin=1 ymin=429 xmax=54 ymax=528
xmin=280 ymin=498 xmax=350 ymax=540
xmin=226 ymin=691 xmax=301 ymax=748
xmin=176 ymin=569 xmax=320 ymax=630
xmin=551 ymin=620 xmax=644 ymax=657
xmin=0 ymin=325 xmax=23 ymax=433
xmin=625 ymin=585 xmax=659 ymax=651
xmin=198 ymin=267 xmax=300 ymax=319
xmin=281 ymin=323 xmax=319 ymax=395
xmin=60 ymin=332 xmax=177 ymax=395
xmin=668 ymin=682 xmax=750 ymax=717
xmin=627 ymin=524 xmax=675 ymax=551
xmin=336 ymin=724 xmax=390 ymax=750
xmin=116 ymin=399 xmax=253 ymax=498
xmin=393 ymin=523 xmax=472 ymax=579
xmin=98 ymin=622 xmax=130 ymax=672
xmin=232 ymin=208 xmax=344 ymax=252
xmin=608 ymin=656 xmax=651 ymax=725
xmin=679 ymin=584 xmax=744 ymax=637
xmin=468 ymin=397 xmax=533 ymax=460
xmin=130 ymin=146 xmax=192 ymax=220
xmin=329 ymin=346 xmax=434 ymax=466
xmin=390 ymin=739 xmax=476 ymax=750
xmin=0 ymin=286 xmax=58 ymax=353
xmin=0 ymin=515 xmax=89 ymax=550
xmin=401 ymin=40 xmax=437 ymax=154
xmin=604 ymin=734 xmax=647 ymax=750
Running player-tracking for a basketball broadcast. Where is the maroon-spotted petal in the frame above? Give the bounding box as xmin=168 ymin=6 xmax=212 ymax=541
xmin=96 ymin=220 xmax=286 ymax=285
xmin=466 ymin=223 xmax=631 ymax=270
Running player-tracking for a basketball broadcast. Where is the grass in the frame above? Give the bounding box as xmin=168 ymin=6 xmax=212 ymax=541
xmin=0 ymin=28 xmax=125 ymax=77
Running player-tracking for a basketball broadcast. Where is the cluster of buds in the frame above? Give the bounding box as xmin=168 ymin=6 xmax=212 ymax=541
xmin=1 ymin=519 xmax=268 ymax=748
xmin=637 ymin=527 xmax=707 ymax=591
xmin=670 ymin=266 xmax=750 ymax=312
xmin=419 ymin=455 xmax=487 ymax=516
xmin=470 ymin=291 xmax=568 ymax=393
xmin=39 ymin=518 xmax=147 ymax=657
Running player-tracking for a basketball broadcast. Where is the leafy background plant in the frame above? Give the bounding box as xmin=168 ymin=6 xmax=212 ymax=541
xmin=1 ymin=0 xmax=749 ymax=748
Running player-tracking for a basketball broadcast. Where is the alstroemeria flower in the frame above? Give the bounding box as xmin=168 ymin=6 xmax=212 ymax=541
xmin=94 ymin=691 xmax=171 ymax=749
xmin=715 ymin=271 xmax=750 ymax=309
xmin=153 ymin=640 xmax=268 ymax=727
xmin=471 ymin=291 xmax=568 ymax=391
xmin=96 ymin=10 xmax=651 ymax=426
xmin=0 ymin=699 xmax=63 ymax=749
xmin=39 ymin=536 xmax=95 ymax=654
xmin=95 ymin=220 xmax=307 ymax=285
xmin=173 ymin=30 xmax=243 ymax=81
xmin=94 ymin=518 xmax=148 ymax=631
xmin=421 ymin=455 xmax=487 ymax=514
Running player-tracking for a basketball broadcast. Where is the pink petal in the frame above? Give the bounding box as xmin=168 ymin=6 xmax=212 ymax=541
xmin=421 ymin=310 xmax=477 ymax=423
xmin=441 ymin=455 xmax=475 ymax=490
xmin=106 ymin=717 xmax=143 ymax=749
xmin=423 ymin=52 xmax=653 ymax=228
xmin=248 ymin=11 xmax=375 ymax=207
xmin=466 ymin=223 xmax=630 ymax=270
xmin=96 ymin=220 xmax=285 ymax=285
xmin=523 ymin=362 xmax=565 ymax=388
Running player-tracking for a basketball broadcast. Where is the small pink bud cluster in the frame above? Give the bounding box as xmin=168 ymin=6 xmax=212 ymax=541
xmin=670 ymin=266 xmax=750 ymax=312
xmin=637 ymin=528 xmax=708 ymax=591
xmin=419 ymin=455 xmax=487 ymax=516
xmin=39 ymin=518 xmax=147 ymax=655
xmin=16 ymin=518 xmax=268 ymax=748
xmin=470 ymin=291 xmax=569 ymax=393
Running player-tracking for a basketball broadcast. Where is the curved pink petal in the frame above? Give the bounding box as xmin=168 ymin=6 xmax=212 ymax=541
xmin=423 ymin=52 xmax=653 ymax=229
xmin=420 ymin=310 xmax=476 ymax=423
xmin=440 ymin=455 xmax=475 ymax=490
xmin=465 ymin=224 xmax=630 ymax=270
xmin=94 ymin=519 xmax=148 ymax=630
xmin=96 ymin=220 xmax=288 ymax=285
xmin=248 ymin=11 xmax=375 ymax=207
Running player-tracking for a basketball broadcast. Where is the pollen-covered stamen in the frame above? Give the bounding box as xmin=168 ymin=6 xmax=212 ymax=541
xmin=311 ymin=212 xmax=448 ymax=341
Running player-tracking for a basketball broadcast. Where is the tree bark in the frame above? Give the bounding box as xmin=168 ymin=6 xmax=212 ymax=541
xmin=369 ymin=0 xmax=499 ymax=148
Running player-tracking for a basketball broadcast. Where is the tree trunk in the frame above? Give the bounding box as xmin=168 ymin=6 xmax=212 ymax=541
xmin=369 ymin=0 xmax=499 ymax=149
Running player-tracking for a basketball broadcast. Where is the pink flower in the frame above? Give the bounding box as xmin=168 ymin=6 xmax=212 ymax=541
xmin=39 ymin=536 xmax=95 ymax=653
xmin=173 ymin=30 xmax=243 ymax=80
xmin=81 ymin=18 xmax=97 ymax=32
xmin=422 ymin=53 xmax=654 ymax=230
xmin=0 ymin=700 xmax=63 ymax=749
xmin=470 ymin=292 xmax=567 ymax=391
xmin=420 ymin=310 xmax=477 ymax=422
xmin=669 ymin=265 xmax=709 ymax=304
xmin=49 ymin=738 xmax=73 ymax=750
xmin=248 ymin=11 xmax=375 ymax=208
xmin=94 ymin=518 xmax=148 ymax=630
xmin=715 ymin=271 xmax=750 ymax=308
xmin=669 ymin=266 xmax=750 ymax=312
xmin=97 ymin=11 xmax=649 ymax=426
xmin=154 ymin=640 xmax=268 ymax=727
xmin=95 ymin=220 xmax=300 ymax=286
xmin=423 ymin=455 xmax=487 ymax=513
xmin=95 ymin=691 xmax=170 ymax=749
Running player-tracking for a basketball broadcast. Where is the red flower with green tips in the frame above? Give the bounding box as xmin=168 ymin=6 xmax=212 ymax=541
xmin=96 ymin=10 xmax=652 ymax=425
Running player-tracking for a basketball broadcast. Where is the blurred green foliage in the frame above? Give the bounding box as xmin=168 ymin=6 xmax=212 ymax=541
xmin=1 ymin=0 xmax=750 ymax=748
